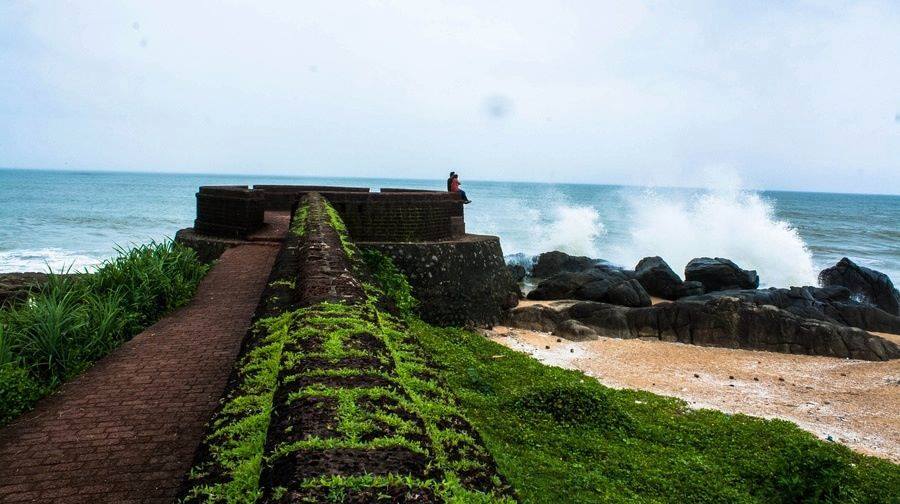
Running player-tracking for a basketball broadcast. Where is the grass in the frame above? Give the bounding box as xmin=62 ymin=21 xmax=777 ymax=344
xmin=408 ymin=322 xmax=900 ymax=503
xmin=182 ymin=197 xmax=512 ymax=502
xmin=0 ymin=240 xmax=208 ymax=425
xmin=185 ymin=195 xmax=900 ymax=502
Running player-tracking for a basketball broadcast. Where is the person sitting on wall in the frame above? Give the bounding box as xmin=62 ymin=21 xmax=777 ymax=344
xmin=448 ymin=172 xmax=471 ymax=204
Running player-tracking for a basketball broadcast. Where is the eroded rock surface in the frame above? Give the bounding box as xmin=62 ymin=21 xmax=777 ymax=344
xmin=508 ymin=296 xmax=900 ymax=361
xmin=531 ymin=250 xmax=599 ymax=278
xmin=685 ymin=257 xmax=759 ymax=292
xmin=820 ymin=257 xmax=900 ymax=316
xmin=528 ymin=267 xmax=650 ymax=307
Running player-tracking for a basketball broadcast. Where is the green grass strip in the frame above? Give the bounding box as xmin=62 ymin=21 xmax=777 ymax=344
xmin=181 ymin=311 xmax=293 ymax=503
xmin=408 ymin=321 xmax=900 ymax=504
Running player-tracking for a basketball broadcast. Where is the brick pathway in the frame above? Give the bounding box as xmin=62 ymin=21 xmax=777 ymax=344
xmin=0 ymin=244 xmax=279 ymax=504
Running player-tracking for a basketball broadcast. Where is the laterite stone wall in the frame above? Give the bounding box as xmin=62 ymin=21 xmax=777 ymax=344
xmin=359 ymin=235 xmax=519 ymax=326
xmin=194 ymin=186 xmax=265 ymax=238
xmin=327 ymin=192 xmax=464 ymax=242
xmin=193 ymin=185 xmax=464 ymax=242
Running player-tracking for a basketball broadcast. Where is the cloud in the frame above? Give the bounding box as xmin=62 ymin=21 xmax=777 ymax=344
xmin=0 ymin=0 xmax=898 ymax=194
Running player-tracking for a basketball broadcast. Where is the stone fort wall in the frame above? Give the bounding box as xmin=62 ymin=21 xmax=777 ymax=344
xmin=182 ymin=185 xmax=517 ymax=326
xmin=194 ymin=185 xmax=464 ymax=242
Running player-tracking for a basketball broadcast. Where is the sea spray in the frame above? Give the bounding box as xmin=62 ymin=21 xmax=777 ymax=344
xmin=469 ymin=191 xmax=606 ymax=259
xmin=531 ymin=205 xmax=606 ymax=258
xmin=0 ymin=248 xmax=101 ymax=273
xmin=608 ymin=188 xmax=817 ymax=288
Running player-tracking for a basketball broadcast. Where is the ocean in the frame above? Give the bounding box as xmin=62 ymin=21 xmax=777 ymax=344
xmin=1 ymin=168 xmax=898 ymax=288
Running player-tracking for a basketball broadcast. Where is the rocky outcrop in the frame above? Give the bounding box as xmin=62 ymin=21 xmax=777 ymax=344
xmin=680 ymin=286 xmax=900 ymax=335
xmin=604 ymin=279 xmax=652 ymax=307
xmin=528 ymin=267 xmax=650 ymax=307
xmin=507 ymin=297 xmax=900 ymax=361
xmin=0 ymin=273 xmax=81 ymax=307
xmin=674 ymin=280 xmax=704 ymax=299
xmin=634 ymin=256 xmax=705 ymax=300
xmin=685 ymin=257 xmax=759 ymax=292
xmin=507 ymin=264 xmax=527 ymax=283
xmin=634 ymin=256 xmax=682 ymax=299
xmin=819 ymin=257 xmax=900 ymax=316
xmin=531 ymin=251 xmax=598 ymax=278
xmin=0 ymin=273 xmax=49 ymax=307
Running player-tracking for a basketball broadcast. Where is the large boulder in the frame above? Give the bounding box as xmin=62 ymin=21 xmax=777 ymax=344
xmin=507 ymin=297 xmax=900 ymax=361
xmin=527 ymin=271 xmax=600 ymax=300
xmin=506 ymin=264 xmax=527 ymax=283
xmin=0 ymin=272 xmax=70 ymax=307
xmin=605 ymin=279 xmax=652 ymax=307
xmin=634 ymin=256 xmax=685 ymax=300
xmin=531 ymin=251 xmax=598 ymax=278
xmin=673 ymin=280 xmax=704 ymax=299
xmin=684 ymin=257 xmax=759 ymax=292
xmin=819 ymin=257 xmax=900 ymax=316
xmin=528 ymin=267 xmax=649 ymax=307
xmin=679 ymin=285 xmax=900 ymax=335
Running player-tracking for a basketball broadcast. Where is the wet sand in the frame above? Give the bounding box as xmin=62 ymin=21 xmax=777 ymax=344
xmin=487 ymin=326 xmax=900 ymax=462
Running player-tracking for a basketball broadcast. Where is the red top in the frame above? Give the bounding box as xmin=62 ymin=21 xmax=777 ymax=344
xmin=450 ymin=179 xmax=460 ymax=192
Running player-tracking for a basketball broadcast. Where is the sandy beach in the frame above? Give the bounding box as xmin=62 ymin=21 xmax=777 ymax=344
xmin=486 ymin=325 xmax=900 ymax=462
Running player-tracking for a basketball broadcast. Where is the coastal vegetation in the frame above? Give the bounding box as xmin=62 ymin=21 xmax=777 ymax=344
xmin=184 ymin=196 xmax=900 ymax=503
xmin=412 ymin=321 xmax=900 ymax=503
xmin=181 ymin=199 xmax=512 ymax=502
xmin=0 ymin=240 xmax=208 ymax=425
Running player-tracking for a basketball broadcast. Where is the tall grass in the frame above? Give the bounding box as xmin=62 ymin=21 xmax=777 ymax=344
xmin=0 ymin=240 xmax=208 ymax=425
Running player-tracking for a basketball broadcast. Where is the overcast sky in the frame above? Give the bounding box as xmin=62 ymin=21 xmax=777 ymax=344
xmin=1 ymin=1 xmax=898 ymax=194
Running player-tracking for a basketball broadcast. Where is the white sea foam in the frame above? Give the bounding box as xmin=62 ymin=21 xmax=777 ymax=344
xmin=0 ymin=248 xmax=101 ymax=273
xmin=488 ymin=203 xmax=606 ymax=259
xmin=494 ymin=175 xmax=818 ymax=288
xmin=607 ymin=188 xmax=817 ymax=287
xmin=531 ymin=205 xmax=606 ymax=258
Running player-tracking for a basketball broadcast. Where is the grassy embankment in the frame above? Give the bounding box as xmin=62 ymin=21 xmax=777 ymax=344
xmin=184 ymin=197 xmax=900 ymax=503
xmin=181 ymin=199 xmax=512 ymax=502
xmin=0 ymin=241 xmax=208 ymax=425
xmin=410 ymin=320 xmax=900 ymax=503
xmin=357 ymin=226 xmax=900 ymax=502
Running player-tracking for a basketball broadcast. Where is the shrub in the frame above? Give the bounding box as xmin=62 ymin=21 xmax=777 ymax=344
xmin=361 ymin=249 xmax=417 ymax=316
xmin=513 ymin=383 xmax=633 ymax=432
xmin=6 ymin=279 xmax=86 ymax=381
xmin=769 ymin=438 xmax=856 ymax=503
xmin=0 ymin=240 xmax=208 ymax=424
xmin=86 ymin=241 xmax=208 ymax=332
xmin=0 ymin=363 xmax=44 ymax=425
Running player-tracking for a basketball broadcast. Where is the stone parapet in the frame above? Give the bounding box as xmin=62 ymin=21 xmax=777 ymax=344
xmin=359 ymin=235 xmax=519 ymax=326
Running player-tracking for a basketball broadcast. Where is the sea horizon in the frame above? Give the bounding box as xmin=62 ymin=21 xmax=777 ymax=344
xmin=5 ymin=166 xmax=899 ymax=198
xmin=2 ymin=167 xmax=899 ymax=288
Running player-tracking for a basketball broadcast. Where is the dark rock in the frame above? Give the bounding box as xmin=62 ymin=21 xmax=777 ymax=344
xmin=527 ymin=271 xmax=598 ymax=300
xmin=506 ymin=264 xmax=527 ymax=283
xmin=634 ymin=256 xmax=683 ymax=300
xmin=566 ymin=302 xmax=633 ymax=339
xmin=529 ymin=268 xmax=648 ymax=307
xmin=572 ymin=279 xmax=616 ymax=301
xmin=819 ymin=257 xmax=900 ymax=316
xmin=684 ymin=257 xmax=759 ymax=292
xmin=679 ymin=286 xmax=900 ymax=334
xmin=506 ymin=303 xmax=569 ymax=333
xmin=507 ymin=295 xmax=900 ymax=361
xmin=0 ymin=272 xmax=48 ymax=307
xmin=673 ymin=280 xmax=704 ymax=299
xmin=532 ymin=251 xmax=598 ymax=278
xmin=553 ymin=320 xmax=598 ymax=341
xmin=604 ymin=279 xmax=651 ymax=307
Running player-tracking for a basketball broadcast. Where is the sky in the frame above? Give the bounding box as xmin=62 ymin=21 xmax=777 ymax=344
xmin=0 ymin=1 xmax=898 ymax=194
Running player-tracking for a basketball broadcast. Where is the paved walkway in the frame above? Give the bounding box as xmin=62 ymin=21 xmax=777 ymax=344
xmin=0 ymin=244 xmax=279 ymax=503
